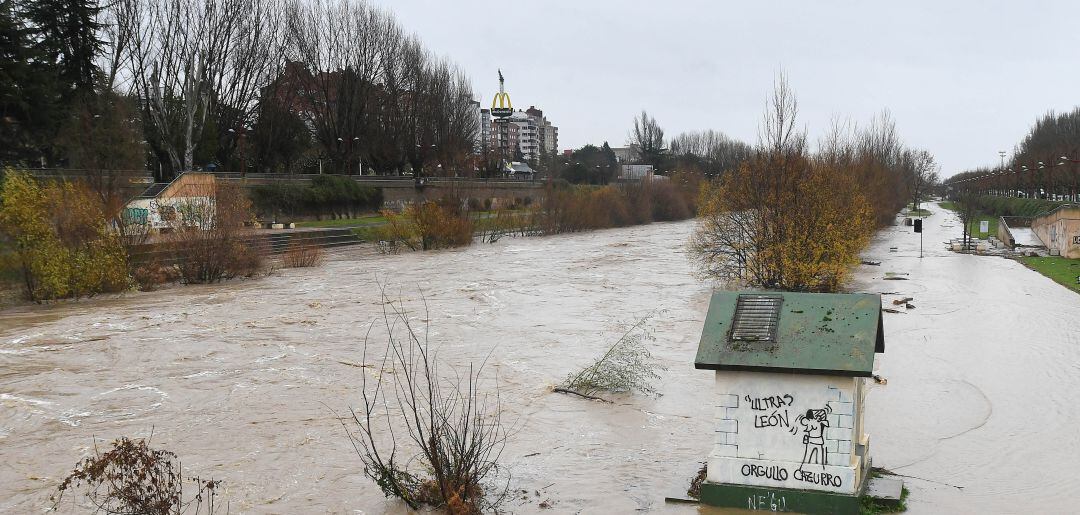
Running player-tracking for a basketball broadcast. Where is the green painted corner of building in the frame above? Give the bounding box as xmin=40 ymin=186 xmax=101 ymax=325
xmin=694 ymin=291 xmax=885 ymax=377
xmin=699 ymin=481 xmax=861 ymax=514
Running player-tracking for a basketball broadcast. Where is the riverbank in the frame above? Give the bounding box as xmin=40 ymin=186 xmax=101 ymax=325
xmin=1 ymin=209 xmax=1077 ymax=513
xmin=1018 ymin=256 xmax=1080 ymax=294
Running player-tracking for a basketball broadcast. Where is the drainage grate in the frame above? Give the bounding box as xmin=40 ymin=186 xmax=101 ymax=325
xmin=729 ymin=294 xmax=782 ymax=342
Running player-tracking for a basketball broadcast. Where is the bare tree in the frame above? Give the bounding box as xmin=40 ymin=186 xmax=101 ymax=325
xmin=126 ymin=0 xmax=227 ymax=178
xmin=125 ymin=0 xmax=282 ymax=179
xmin=759 ymin=72 xmax=806 ymax=157
xmin=629 ymin=109 xmax=665 ymax=169
xmin=209 ymin=0 xmax=290 ymax=170
xmin=343 ymin=293 xmax=509 ymax=513
xmin=283 ymin=0 xmax=477 ymax=177
xmin=906 ymin=149 xmax=938 ymax=211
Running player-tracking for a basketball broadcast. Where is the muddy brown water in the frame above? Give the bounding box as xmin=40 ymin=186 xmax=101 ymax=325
xmin=1 ymin=208 xmax=1078 ymax=514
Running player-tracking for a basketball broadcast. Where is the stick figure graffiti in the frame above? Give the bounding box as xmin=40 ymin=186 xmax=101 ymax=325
xmin=791 ymin=405 xmax=832 ymax=471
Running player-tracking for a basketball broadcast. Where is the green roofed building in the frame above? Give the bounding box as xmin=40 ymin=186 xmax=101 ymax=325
xmin=693 ymin=291 xmax=886 ymax=514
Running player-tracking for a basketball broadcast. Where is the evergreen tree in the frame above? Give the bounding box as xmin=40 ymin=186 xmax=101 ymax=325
xmin=24 ymin=0 xmax=103 ymax=100
xmin=0 ymin=0 xmax=43 ymax=164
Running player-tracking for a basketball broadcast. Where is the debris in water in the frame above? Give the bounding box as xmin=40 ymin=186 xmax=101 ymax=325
xmin=905 ymin=303 xmax=915 ymax=309
xmin=873 ymin=374 xmax=888 ymax=385
xmin=892 ymin=297 xmax=914 ymax=305
xmin=882 ymin=308 xmax=904 ymax=314
xmin=686 ymin=463 xmax=707 ymax=499
xmin=861 ymin=260 xmax=882 ymax=266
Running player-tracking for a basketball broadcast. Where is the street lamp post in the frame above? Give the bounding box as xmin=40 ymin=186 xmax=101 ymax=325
xmin=228 ymin=127 xmax=248 ymax=177
xmin=1036 ymin=162 xmax=1046 ymax=199
xmin=1061 ymin=155 xmax=1080 ymax=202
xmin=354 ymin=137 xmax=361 ymax=175
xmin=337 ymin=136 xmax=361 ymax=174
xmin=1017 ymin=166 xmax=1025 ymax=198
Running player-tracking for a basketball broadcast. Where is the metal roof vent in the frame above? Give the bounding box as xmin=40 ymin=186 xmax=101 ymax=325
xmin=729 ymin=294 xmax=782 ymax=342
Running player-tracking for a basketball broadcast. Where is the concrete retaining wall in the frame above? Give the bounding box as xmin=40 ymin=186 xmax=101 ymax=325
xmin=1031 ymin=205 xmax=1080 ymax=258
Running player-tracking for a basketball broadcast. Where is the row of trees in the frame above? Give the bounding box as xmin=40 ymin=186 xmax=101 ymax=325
xmin=949 ymin=107 xmax=1080 ymax=201
xmin=548 ymin=114 xmax=753 ymax=185
xmin=689 ymin=75 xmax=940 ymax=292
xmin=555 ymin=143 xmax=620 ymax=184
xmin=624 ymin=108 xmax=937 ymax=218
xmin=1 ymin=0 xmax=480 ymax=182
xmin=626 ymin=111 xmax=754 ymax=177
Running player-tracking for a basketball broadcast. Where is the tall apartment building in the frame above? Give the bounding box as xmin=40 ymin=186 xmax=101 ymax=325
xmin=489 ymin=116 xmax=521 ymax=158
xmin=479 ymin=107 xmax=491 ymax=152
xmin=543 ymin=121 xmax=558 ymax=155
xmin=483 ymin=105 xmax=559 ymax=163
xmin=470 ymin=100 xmax=484 ymax=153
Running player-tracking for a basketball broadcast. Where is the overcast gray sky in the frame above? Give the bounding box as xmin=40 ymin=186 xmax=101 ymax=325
xmin=373 ymin=0 xmax=1080 ymax=176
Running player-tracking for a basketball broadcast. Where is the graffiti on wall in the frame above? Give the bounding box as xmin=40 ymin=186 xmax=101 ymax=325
xmin=746 ymin=394 xmax=795 ymax=429
xmin=747 ymin=491 xmax=788 ymax=511
xmin=123 ymin=207 xmax=149 ymax=226
xmin=792 ymin=406 xmax=832 ymax=469
xmin=719 ymin=384 xmax=854 ymax=493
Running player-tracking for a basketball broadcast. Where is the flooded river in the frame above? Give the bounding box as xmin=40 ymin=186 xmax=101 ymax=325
xmin=1 ymin=208 xmax=1078 ymax=513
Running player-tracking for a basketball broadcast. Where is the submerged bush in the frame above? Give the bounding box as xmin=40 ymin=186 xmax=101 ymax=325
xmin=559 ymin=314 xmax=666 ymax=399
xmin=164 ymin=182 xmax=266 ymax=283
xmin=53 ymin=437 xmax=222 ymax=515
xmin=345 ymin=294 xmax=509 ymax=513
xmin=379 ymin=198 xmax=474 ymax=251
xmin=538 ymin=181 xmax=693 ymax=235
xmin=0 ymin=171 xmax=128 ymax=302
xmin=281 ymin=240 xmax=324 ymax=268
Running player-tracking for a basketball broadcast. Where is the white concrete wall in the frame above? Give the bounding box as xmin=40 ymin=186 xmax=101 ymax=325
xmin=124 ymin=196 xmax=213 ymax=232
xmin=706 ymin=370 xmax=866 ymax=494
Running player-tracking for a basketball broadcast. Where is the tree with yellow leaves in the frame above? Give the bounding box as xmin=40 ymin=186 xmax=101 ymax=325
xmin=690 ymin=76 xmax=875 ymax=292
xmin=0 ymin=171 xmax=128 ymax=302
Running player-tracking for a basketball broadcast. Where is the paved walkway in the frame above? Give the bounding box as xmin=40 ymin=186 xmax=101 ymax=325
xmin=850 ymin=202 xmax=1080 ymax=514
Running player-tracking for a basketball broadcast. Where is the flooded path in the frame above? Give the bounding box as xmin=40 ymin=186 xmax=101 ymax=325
xmin=853 ymin=204 xmax=1080 ymax=514
xmin=1 ymin=207 xmax=1078 ymax=513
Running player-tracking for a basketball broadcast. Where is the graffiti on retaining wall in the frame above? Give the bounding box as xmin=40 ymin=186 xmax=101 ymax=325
xmin=123 ymin=208 xmax=149 ymax=225
xmin=747 ymin=491 xmax=788 ymax=511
